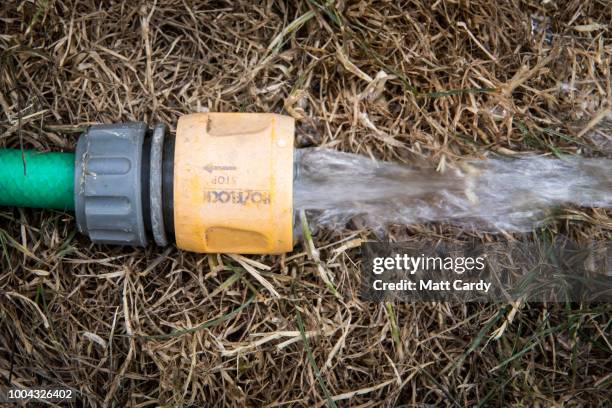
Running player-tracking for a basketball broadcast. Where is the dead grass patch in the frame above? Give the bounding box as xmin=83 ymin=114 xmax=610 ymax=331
xmin=1 ymin=1 xmax=610 ymax=406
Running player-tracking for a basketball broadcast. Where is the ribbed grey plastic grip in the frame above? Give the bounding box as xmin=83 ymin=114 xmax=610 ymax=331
xmin=74 ymin=123 xmax=148 ymax=246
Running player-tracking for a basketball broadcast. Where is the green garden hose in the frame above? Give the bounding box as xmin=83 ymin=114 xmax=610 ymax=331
xmin=0 ymin=149 xmax=75 ymax=210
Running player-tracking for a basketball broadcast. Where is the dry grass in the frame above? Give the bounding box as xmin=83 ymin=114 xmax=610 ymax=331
xmin=1 ymin=0 xmax=611 ymax=406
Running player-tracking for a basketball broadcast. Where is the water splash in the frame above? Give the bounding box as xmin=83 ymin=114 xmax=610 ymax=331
xmin=293 ymin=148 xmax=612 ymax=232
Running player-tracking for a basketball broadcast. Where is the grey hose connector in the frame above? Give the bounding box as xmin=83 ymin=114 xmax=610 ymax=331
xmin=74 ymin=123 xmax=148 ymax=246
xmin=150 ymin=124 xmax=168 ymax=246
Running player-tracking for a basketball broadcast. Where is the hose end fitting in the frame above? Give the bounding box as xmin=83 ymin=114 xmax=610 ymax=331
xmin=74 ymin=122 xmax=172 ymax=247
xmin=174 ymin=113 xmax=295 ymax=254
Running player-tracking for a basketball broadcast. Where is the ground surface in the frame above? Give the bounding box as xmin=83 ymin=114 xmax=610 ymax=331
xmin=1 ymin=1 xmax=611 ymax=406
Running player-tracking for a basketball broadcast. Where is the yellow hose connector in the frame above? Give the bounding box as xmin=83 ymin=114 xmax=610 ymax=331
xmin=174 ymin=113 xmax=295 ymax=253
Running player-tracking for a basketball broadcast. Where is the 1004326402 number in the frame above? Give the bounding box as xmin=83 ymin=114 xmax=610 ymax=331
xmin=4 ymin=387 xmax=76 ymax=403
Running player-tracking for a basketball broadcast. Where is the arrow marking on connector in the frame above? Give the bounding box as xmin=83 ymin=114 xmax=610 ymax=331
xmin=203 ymin=164 xmax=237 ymax=173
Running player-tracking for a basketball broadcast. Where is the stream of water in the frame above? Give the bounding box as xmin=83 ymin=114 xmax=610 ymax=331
xmin=293 ymin=148 xmax=612 ymax=232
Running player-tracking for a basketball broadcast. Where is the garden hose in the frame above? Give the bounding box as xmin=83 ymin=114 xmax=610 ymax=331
xmin=0 ymin=113 xmax=295 ymax=254
xmin=0 ymin=149 xmax=75 ymax=210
